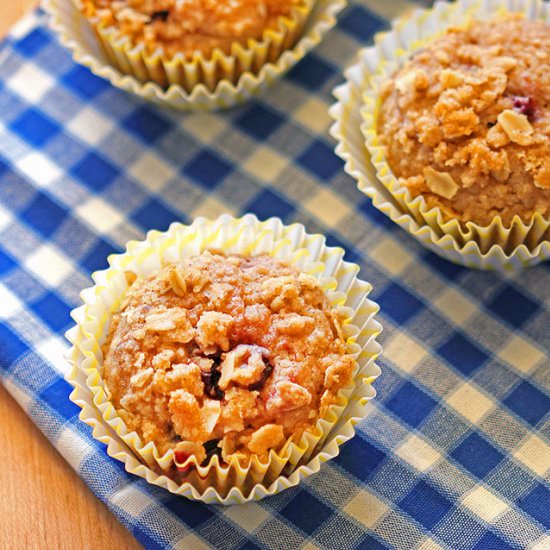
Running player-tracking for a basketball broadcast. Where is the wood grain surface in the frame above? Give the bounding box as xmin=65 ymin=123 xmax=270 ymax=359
xmin=0 ymin=385 xmax=141 ymax=550
xmin=0 ymin=4 xmax=141 ymax=549
xmin=0 ymin=0 xmax=37 ymax=38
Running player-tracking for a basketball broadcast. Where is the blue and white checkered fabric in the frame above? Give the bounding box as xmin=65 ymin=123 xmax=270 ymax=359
xmin=0 ymin=3 xmax=549 ymax=549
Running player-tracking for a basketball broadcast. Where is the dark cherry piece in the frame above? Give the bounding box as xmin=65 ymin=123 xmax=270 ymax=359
xmin=151 ymin=10 xmax=170 ymax=22
xmin=512 ymin=95 xmax=535 ymax=119
xmin=248 ymin=360 xmax=274 ymax=391
xmin=201 ymin=347 xmax=274 ymax=398
xmin=202 ymin=439 xmax=222 ymax=465
xmin=201 ymin=355 xmax=225 ymax=400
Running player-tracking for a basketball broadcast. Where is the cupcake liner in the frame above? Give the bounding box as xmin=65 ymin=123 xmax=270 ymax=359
xmin=65 ymin=214 xmax=382 ymax=504
xmin=44 ymin=0 xmax=347 ymax=111
xmin=330 ymin=0 xmax=550 ymax=270
xmin=87 ymin=0 xmax=312 ymax=91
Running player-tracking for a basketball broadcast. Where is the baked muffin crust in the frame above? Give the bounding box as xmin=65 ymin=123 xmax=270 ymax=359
xmin=83 ymin=0 xmax=305 ymax=58
xmin=102 ymin=251 xmax=355 ymax=466
xmin=378 ymin=16 xmax=550 ymax=226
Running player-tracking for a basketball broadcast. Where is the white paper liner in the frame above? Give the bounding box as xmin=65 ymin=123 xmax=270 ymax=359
xmin=330 ymin=0 xmax=550 ymax=270
xmin=44 ymin=0 xmax=347 ymax=110
xmin=65 ymin=214 xmax=382 ymax=504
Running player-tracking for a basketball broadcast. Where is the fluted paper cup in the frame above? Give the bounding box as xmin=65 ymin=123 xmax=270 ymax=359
xmin=331 ymin=0 xmax=550 ymax=270
xmin=44 ymin=0 xmax=347 ymax=110
xmin=65 ymin=214 xmax=382 ymax=504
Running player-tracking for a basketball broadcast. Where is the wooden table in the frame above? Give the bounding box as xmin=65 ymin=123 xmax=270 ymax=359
xmin=0 ymin=4 xmax=141 ymax=549
xmin=0 ymin=0 xmax=38 ymax=37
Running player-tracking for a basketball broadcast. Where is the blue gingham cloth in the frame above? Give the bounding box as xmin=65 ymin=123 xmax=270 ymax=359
xmin=0 ymin=3 xmax=549 ymax=549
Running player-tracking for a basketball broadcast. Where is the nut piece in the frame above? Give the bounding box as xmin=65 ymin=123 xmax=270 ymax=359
xmin=230 ymin=346 xmax=266 ymax=388
xmin=145 ymin=310 xmax=177 ymax=331
xmin=201 ymin=399 xmax=221 ymax=436
xmin=247 ymin=424 xmax=285 ymax=456
xmin=273 ymin=380 xmax=312 ymax=412
xmin=218 ymin=351 xmax=236 ymax=391
xmin=423 ymin=167 xmax=459 ymax=199
xmin=497 ymin=109 xmax=534 ymax=146
xmin=169 ymin=266 xmax=187 ymax=296
xmin=487 ymin=125 xmax=510 ymax=148
xmin=130 ymin=367 xmax=153 ymax=389
xmin=439 ymin=68 xmax=464 ymax=88
xmin=395 ymin=71 xmax=417 ymax=93
xmin=218 ymin=345 xmax=267 ymax=390
xmin=116 ymin=7 xmax=149 ymax=24
xmin=395 ymin=69 xmax=428 ymax=93
xmin=493 ymin=56 xmax=517 ymax=71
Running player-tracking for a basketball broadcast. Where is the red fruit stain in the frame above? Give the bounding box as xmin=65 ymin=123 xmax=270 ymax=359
xmin=512 ymin=95 xmax=536 ymax=119
xmin=174 ymin=451 xmax=192 ymax=473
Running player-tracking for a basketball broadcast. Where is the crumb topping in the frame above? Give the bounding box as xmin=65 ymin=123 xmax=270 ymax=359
xmin=378 ymin=15 xmax=550 ymax=225
xmin=102 ymin=251 xmax=355 ymax=467
xmin=82 ymin=0 xmax=304 ymax=58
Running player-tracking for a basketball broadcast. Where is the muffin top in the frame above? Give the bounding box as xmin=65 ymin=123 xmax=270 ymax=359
xmin=102 ymin=251 xmax=354 ymax=467
xmin=378 ymin=15 xmax=550 ymax=226
xmin=83 ymin=0 xmax=304 ymax=58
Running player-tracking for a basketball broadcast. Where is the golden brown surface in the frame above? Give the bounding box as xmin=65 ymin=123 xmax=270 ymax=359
xmin=0 ymin=385 xmax=140 ymax=550
xmin=103 ymin=252 xmax=354 ymax=471
xmin=378 ymin=16 xmax=550 ymax=226
xmin=82 ymin=0 xmax=306 ymax=58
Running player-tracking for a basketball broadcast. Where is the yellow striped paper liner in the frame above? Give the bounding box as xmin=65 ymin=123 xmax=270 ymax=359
xmin=44 ymin=0 xmax=347 ymax=110
xmin=331 ymin=0 xmax=550 ymax=271
xmin=65 ymin=214 xmax=382 ymax=504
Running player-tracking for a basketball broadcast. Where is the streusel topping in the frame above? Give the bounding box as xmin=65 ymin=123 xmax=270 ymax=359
xmin=102 ymin=251 xmax=354 ymax=467
xmin=378 ymin=16 xmax=550 ymax=225
xmin=83 ymin=0 xmax=304 ymax=58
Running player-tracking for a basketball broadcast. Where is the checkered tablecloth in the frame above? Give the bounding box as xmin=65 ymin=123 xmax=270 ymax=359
xmin=0 ymin=2 xmax=548 ymax=549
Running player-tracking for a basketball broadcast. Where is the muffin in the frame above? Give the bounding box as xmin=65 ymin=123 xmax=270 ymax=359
xmin=77 ymin=0 xmax=314 ymax=90
xmin=332 ymin=0 xmax=550 ymax=268
xmin=378 ymin=15 xmax=550 ymax=227
xmin=82 ymin=0 xmax=308 ymax=59
xmin=102 ymin=250 xmax=355 ymax=473
xmin=66 ymin=216 xmax=382 ymax=502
